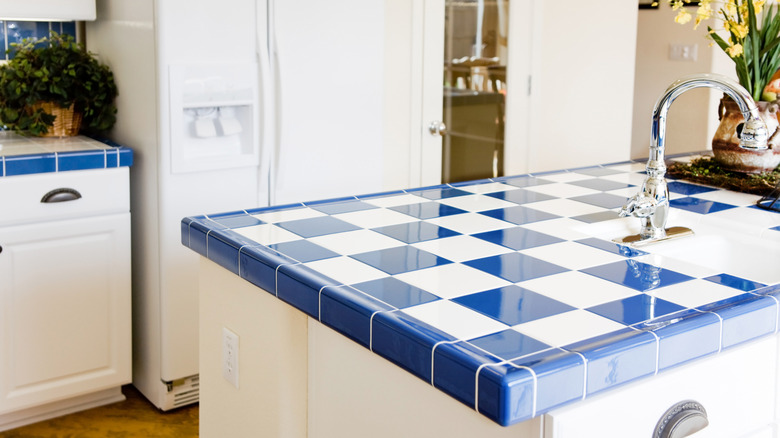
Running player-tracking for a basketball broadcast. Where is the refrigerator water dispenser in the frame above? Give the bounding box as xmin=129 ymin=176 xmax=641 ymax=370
xmin=169 ymin=63 xmax=260 ymax=173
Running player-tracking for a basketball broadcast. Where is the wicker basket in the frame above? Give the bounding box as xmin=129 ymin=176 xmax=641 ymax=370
xmin=31 ymin=102 xmax=83 ymax=137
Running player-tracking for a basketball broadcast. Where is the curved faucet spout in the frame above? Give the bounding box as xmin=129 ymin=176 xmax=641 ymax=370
xmin=618 ymin=74 xmax=768 ymax=245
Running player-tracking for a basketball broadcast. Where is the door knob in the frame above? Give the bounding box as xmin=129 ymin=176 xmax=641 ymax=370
xmin=428 ymin=121 xmax=446 ymax=136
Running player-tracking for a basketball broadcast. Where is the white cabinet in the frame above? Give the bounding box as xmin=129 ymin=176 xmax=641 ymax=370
xmin=0 ymin=168 xmax=131 ymax=431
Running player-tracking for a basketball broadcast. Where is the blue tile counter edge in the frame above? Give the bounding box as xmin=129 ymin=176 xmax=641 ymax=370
xmin=182 ymin=154 xmax=780 ymax=427
xmin=0 ymin=137 xmax=133 ymax=177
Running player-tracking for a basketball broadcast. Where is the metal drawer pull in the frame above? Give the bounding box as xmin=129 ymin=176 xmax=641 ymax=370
xmin=41 ymin=188 xmax=82 ymax=203
xmin=654 ymin=400 xmax=708 ymax=438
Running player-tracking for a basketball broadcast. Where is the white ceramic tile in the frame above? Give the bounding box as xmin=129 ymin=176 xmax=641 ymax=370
xmin=0 ymin=143 xmax=48 ymax=157
xmin=457 ymin=182 xmax=516 ymax=194
xmin=402 ymin=300 xmax=509 ymax=340
xmin=395 ymin=263 xmax=512 ymax=299
xmin=648 ymin=279 xmax=746 ymax=309
xmin=601 ymin=171 xmax=649 ymax=186
xmin=334 ymin=208 xmax=419 ymax=228
xmin=632 ymin=253 xmax=720 ymax=279
xmin=605 ymin=187 xmax=638 ymax=198
xmin=522 ymin=217 xmax=593 ymax=240
xmin=525 ymin=199 xmax=606 ymax=218
xmin=412 ymin=235 xmax=513 ymax=262
xmin=233 ymin=224 xmax=303 ymax=245
xmin=426 ymin=212 xmax=514 ymax=235
xmin=691 ymin=189 xmax=761 ymax=207
xmin=364 ymin=193 xmax=428 ymax=208
xmin=303 ymin=256 xmax=388 ymax=285
xmin=512 ymin=309 xmax=627 ymax=348
xmin=519 ymin=241 xmax=626 ymax=270
xmin=252 ymin=207 xmax=325 ymax=223
xmin=533 ymin=172 xmax=589 ymax=183
xmin=438 ymin=193 xmax=518 ymax=212
xmin=519 ymin=271 xmax=639 ymax=309
xmin=604 ymin=162 xmax=647 ymax=173
xmin=704 ymin=206 xmax=780 ymax=231
xmin=309 ymin=229 xmax=405 ymax=255
xmin=523 ymin=182 xmax=600 ymax=198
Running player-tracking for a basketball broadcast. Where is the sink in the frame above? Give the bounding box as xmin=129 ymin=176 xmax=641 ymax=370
xmin=579 ymin=218 xmax=780 ymax=285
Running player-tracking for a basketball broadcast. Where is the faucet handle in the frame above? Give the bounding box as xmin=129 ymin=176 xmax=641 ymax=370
xmin=619 ymin=194 xmax=656 ymax=218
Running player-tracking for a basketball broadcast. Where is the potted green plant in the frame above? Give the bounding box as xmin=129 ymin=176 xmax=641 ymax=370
xmin=0 ymin=31 xmax=118 ymax=137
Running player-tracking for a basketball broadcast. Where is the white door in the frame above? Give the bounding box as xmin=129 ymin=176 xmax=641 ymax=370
xmin=0 ymin=213 xmax=131 ymax=413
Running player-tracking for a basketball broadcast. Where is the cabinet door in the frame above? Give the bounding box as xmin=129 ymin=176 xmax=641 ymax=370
xmin=0 ymin=213 xmax=131 ymax=413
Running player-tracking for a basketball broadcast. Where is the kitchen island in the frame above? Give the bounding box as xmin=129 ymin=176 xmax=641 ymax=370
xmin=183 ymin=154 xmax=780 ymax=437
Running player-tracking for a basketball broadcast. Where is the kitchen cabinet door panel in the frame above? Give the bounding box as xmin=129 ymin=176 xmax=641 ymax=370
xmin=0 ymin=213 xmax=131 ymax=414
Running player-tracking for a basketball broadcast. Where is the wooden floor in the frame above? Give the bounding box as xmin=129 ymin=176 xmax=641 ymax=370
xmin=0 ymin=385 xmax=198 ymax=437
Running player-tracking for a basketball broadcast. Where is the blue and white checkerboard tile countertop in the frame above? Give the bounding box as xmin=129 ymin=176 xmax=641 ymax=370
xmin=0 ymin=131 xmax=133 ymax=177
xmin=182 ymin=153 xmax=780 ymax=427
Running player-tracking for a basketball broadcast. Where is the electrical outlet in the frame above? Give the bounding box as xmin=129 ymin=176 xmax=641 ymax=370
xmin=669 ymin=43 xmax=698 ymax=62
xmin=222 ymin=327 xmax=239 ymax=389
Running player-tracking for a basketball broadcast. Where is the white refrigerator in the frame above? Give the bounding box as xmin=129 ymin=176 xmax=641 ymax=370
xmin=86 ymin=0 xmax=441 ymax=409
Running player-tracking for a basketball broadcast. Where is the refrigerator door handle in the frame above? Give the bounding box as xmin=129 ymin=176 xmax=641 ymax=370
xmin=257 ymin=0 xmax=275 ymax=206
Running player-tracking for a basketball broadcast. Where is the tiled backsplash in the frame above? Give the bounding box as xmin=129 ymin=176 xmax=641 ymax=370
xmin=0 ymin=21 xmax=77 ymax=60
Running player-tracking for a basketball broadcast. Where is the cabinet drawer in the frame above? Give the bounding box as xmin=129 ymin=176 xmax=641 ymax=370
xmin=0 ymin=168 xmax=129 ymax=226
xmin=544 ymin=335 xmax=777 ymax=438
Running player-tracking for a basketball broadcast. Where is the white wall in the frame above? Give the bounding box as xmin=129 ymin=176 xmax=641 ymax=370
xmin=632 ymin=2 xmax=735 ymax=159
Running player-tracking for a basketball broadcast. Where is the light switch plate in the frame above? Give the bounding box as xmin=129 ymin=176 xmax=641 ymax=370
xmin=222 ymin=327 xmax=239 ymax=389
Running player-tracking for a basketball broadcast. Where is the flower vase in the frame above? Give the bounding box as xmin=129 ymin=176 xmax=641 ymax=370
xmin=712 ymin=97 xmax=780 ymax=174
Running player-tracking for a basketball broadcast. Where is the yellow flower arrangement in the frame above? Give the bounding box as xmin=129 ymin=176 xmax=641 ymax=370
xmin=671 ymin=0 xmax=780 ymax=101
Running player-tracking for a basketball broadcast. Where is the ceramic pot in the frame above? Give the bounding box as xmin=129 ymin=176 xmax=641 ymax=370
xmin=712 ymin=97 xmax=780 ymax=174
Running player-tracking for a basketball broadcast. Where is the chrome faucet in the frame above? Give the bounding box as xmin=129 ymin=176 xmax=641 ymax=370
xmin=616 ymin=74 xmax=769 ymax=246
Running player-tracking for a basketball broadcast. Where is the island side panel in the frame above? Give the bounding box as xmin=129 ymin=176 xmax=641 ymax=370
xmin=307 ymin=320 xmax=543 ymax=438
xmin=199 ymin=258 xmax=308 ymax=438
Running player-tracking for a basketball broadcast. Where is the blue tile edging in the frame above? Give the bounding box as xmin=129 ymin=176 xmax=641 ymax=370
xmin=1 ymin=143 xmax=133 ymax=177
xmin=181 ymin=210 xmax=780 ymax=427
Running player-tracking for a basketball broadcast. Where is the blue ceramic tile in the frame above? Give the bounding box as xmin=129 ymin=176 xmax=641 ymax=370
xmin=669 ymin=197 xmax=737 ymax=214
xmin=571 ymin=210 xmax=621 ymax=223
xmin=4 ymin=154 xmax=56 ymax=176
xmin=570 ymin=193 xmax=629 ymax=209
xmin=372 ymin=310 xmax=457 ymax=382
xmin=513 ymin=349 xmax=586 ymax=414
xmin=350 ymin=245 xmax=451 ymax=275
xmin=245 ymin=204 xmax=306 ymax=218
xmin=118 ymin=148 xmax=133 ymax=167
xmin=276 ymin=263 xmax=340 ymax=318
xmin=486 ymin=189 xmax=557 ymax=205
xmin=205 ymin=230 xmax=242 ymax=274
xmin=705 ymin=273 xmax=766 ymax=292
xmin=667 ymin=181 xmax=718 ymax=195
xmin=567 ymin=328 xmax=657 ymax=396
xmin=58 ymin=151 xmax=105 ymax=171
xmin=414 ymin=187 xmax=471 ymax=200
xmin=773 ymin=225 xmax=780 ymax=232
xmin=650 ymin=310 xmax=720 ymax=370
xmin=497 ymin=175 xmax=554 ymax=188
xmin=450 ymin=178 xmax=494 ymax=188
xmin=701 ymin=295 xmax=777 ymax=349
xmin=454 ymin=285 xmax=576 ymax=326
xmin=389 ymin=202 xmax=467 ymax=219
xmin=576 ymin=238 xmax=647 ymax=257
xmin=476 ymin=363 xmax=536 ymax=425
xmin=277 ymin=216 xmax=360 ymax=238
xmin=433 ymin=341 xmax=504 ymax=410
xmin=480 ymin=205 xmax=560 ymax=225
xmin=211 ymin=213 xmax=265 ymax=228
xmin=569 ymin=166 xmax=622 ymax=177
xmin=465 ymin=253 xmax=569 ymax=283
xmin=372 ymin=221 xmax=460 ymax=244
xmin=468 ymin=328 xmax=551 ymax=360
xmin=581 ymin=260 xmax=694 ymax=292
xmin=320 ymin=285 xmax=395 ymax=347
xmin=351 ymin=277 xmax=440 ymax=309
xmin=569 ymin=178 xmax=633 ymax=192
xmin=586 ymin=294 xmax=687 ymax=325
xmin=310 ymin=200 xmax=376 ymax=215
xmin=474 ymin=227 xmax=565 ymax=251
xmin=238 ymin=246 xmax=298 ymax=294
xmin=269 ymin=240 xmax=339 ymax=263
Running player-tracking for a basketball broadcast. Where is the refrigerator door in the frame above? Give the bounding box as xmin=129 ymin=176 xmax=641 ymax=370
xmin=270 ymin=0 xmax=388 ymax=205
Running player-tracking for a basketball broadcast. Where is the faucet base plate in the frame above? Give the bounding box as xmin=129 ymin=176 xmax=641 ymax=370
xmin=612 ymin=226 xmax=694 ymax=247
